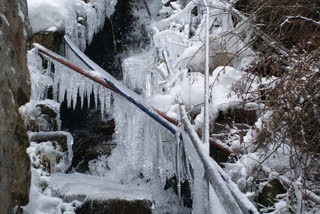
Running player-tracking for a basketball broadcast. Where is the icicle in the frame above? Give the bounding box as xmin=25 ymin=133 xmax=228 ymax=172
xmin=175 ymin=125 xmax=182 ymax=200
xmin=78 ymin=77 xmax=85 ymax=109
xmin=182 ymin=140 xmax=193 ymax=200
xmin=86 ymin=85 xmax=92 ymax=108
xmin=52 ymin=64 xmax=59 ymax=102
xmin=105 ymin=90 xmax=112 ymax=113
xmin=99 ymin=86 xmax=105 ymax=117
xmin=93 ymin=84 xmax=99 ymax=109
xmin=72 ymin=80 xmax=79 ymax=110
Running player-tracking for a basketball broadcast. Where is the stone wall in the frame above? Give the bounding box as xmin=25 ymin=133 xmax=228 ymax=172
xmin=0 ymin=0 xmax=31 ymax=213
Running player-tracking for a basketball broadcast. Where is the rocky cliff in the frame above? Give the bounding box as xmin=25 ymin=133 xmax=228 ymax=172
xmin=0 ymin=0 xmax=31 ymax=213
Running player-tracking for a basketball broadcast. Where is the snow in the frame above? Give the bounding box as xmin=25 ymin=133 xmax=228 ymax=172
xmin=27 ymin=0 xmax=77 ymax=33
xmin=147 ymin=66 xmax=249 ymax=126
xmin=28 ymin=131 xmax=74 ymax=161
xmin=18 ymin=3 xmax=25 ymax=21
xmin=157 ymin=0 xmax=200 ymax=30
xmin=182 ymin=119 xmax=210 ymax=213
xmin=24 ymin=140 xmax=75 ymax=214
xmin=0 ymin=13 xmax=10 ymax=26
xmin=27 ymin=0 xmax=117 ymax=46
xmin=24 ymin=168 xmax=75 ymax=214
xmin=49 ymin=173 xmax=153 ymax=201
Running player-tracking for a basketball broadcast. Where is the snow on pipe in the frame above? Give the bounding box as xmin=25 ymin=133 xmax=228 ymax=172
xmin=34 ymin=43 xmax=178 ymax=135
xmin=64 ymin=35 xmax=235 ymax=156
xmin=180 ymin=104 xmax=259 ymax=214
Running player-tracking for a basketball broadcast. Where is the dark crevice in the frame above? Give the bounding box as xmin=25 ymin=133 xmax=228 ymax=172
xmin=84 ymin=0 xmax=150 ymax=80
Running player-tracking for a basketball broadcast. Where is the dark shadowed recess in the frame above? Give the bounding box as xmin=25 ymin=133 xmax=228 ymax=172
xmin=85 ymin=0 xmax=150 ymax=80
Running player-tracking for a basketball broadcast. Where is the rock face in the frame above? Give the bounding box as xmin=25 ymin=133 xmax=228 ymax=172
xmin=0 ymin=0 xmax=31 ymax=213
xmin=27 ymin=31 xmax=64 ymax=53
xmin=76 ymin=199 xmax=152 ymax=214
xmin=70 ymin=120 xmax=116 ymax=173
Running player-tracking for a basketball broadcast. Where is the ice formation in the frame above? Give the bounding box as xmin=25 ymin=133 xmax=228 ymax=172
xmin=27 ymin=0 xmax=117 ymax=50
xmin=19 ymin=99 xmax=61 ymax=131
xmin=28 ymin=49 xmax=53 ymax=101
xmin=52 ymin=43 xmax=113 ymax=117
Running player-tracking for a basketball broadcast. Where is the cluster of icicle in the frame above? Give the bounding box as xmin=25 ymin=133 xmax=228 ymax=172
xmin=66 ymin=0 xmax=118 ymax=51
xmin=52 ymin=44 xmax=112 ymax=117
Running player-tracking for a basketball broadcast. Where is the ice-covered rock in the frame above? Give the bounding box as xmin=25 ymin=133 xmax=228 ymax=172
xmin=19 ymin=100 xmax=61 ymax=132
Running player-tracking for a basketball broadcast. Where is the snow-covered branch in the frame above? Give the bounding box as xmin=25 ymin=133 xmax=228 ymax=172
xmin=203 ymin=0 xmax=210 ymax=146
xmin=281 ymin=16 xmax=320 ymax=27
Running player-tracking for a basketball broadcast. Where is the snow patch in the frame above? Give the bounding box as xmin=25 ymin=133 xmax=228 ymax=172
xmin=0 ymin=13 xmax=9 ymax=26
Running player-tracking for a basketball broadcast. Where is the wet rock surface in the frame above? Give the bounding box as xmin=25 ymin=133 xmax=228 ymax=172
xmin=70 ymin=120 xmax=116 ymax=173
xmin=27 ymin=31 xmax=64 ymax=53
xmin=75 ymin=199 xmax=153 ymax=214
xmin=0 ymin=0 xmax=31 ymax=212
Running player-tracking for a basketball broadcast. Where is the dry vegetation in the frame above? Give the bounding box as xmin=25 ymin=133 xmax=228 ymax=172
xmin=235 ymin=0 xmax=320 ymax=51
xmin=231 ymin=0 xmax=320 ymax=211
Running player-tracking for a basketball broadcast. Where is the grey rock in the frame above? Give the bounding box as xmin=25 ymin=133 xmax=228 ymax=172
xmin=0 ymin=0 xmax=31 ymax=213
xmin=28 ymin=131 xmax=72 ymax=153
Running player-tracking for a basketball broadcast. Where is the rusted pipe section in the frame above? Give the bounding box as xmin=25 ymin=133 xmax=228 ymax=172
xmin=37 ymin=47 xmax=117 ymax=93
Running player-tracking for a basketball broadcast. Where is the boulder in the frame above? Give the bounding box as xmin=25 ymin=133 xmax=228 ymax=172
xmin=20 ymin=100 xmax=61 ymax=132
xmin=0 ymin=0 xmax=31 ymax=212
